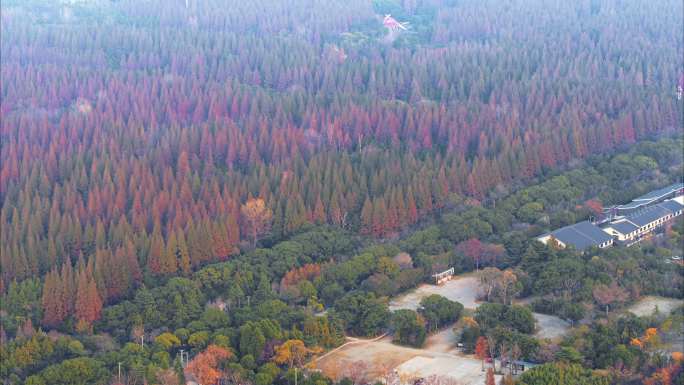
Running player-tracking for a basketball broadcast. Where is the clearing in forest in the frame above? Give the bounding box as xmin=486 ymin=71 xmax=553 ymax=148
xmin=389 ymin=274 xmax=482 ymax=311
xmin=627 ymin=296 xmax=683 ymax=317
xmin=389 ymin=273 xmax=571 ymax=340
xmin=314 ymin=331 xmax=499 ymax=385
xmin=533 ymin=313 xmax=571 ymax=340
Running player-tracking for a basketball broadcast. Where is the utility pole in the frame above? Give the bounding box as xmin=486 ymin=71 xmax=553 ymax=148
xmin=140 ymin=335 xmax=144 ymax=349
xmin=179 ymin=349 xmax=189 ymax=366
xmin=295 ymin=367 xmax=298 ymax=385
xmin=118 ymin=362 xmax=122 ymax=383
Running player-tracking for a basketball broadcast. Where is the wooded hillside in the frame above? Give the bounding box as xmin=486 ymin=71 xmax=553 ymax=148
xmin=1 ymin=0 xmax=683 ymax=384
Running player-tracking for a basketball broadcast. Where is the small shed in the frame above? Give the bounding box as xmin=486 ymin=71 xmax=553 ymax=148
xmin=431 ymin=267 xmax=454 ymax=285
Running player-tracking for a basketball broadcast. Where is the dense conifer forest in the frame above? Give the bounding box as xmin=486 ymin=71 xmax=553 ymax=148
xmin=1 ymin=0 xmax=682 ymax=384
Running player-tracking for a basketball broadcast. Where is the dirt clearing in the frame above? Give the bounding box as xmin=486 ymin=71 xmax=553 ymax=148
xmin=423 ymin=326 xmax=460 ymax=354
xmin=315 ymin=273 xmax=577 ymax=384
xmin=396 ymin=355 xmax=499 ymax=385
xmin=627 ymin=296 xmax=683 ymax=317
xmin=533 ymin=313 xmax=570 ymax=340
xmin=389 ymin=273 xmax=571 ymax=340
xmin=315 ymin=335 xmax=499 ymax=385
xmin=389 ymin=275 xmax=482 ymax=310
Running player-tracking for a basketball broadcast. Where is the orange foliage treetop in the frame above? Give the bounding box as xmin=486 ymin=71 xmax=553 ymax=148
xmin=186 ymin=345 xmax=233 ymax=385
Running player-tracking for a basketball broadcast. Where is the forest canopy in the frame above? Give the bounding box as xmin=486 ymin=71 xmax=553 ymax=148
xmin=1 ymin=0 xmax=683 ymax=384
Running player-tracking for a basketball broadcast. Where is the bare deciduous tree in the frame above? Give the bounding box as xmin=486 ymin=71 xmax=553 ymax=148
xmin=156 ymin=369 xmax=181 ymax=385
xmin=486 ymin=334 xmax=498 ymax=373
xmin=478 ymin=268 xmax=520 ymax=304
xmin=499 ymin=270 xmax=518 ymax=305
xmin=343 ymin=361 xmax=370 ymax=385
xmin=593 ymin=282 xmax=628 ymax=316
xmin=479 ymin=267 xmax=501 ymax=302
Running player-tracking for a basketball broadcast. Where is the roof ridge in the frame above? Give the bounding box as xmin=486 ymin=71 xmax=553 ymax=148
xmin=573 ymin=223 xmax=609 ymax=243
xmin=572 ymin=227 xmax=599 ymax=243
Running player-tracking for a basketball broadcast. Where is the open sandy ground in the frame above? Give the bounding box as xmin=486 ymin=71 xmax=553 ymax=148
xmin=389 ymin=274 xmax=482 ymax=311
xmin=315 ymin=331 xmax=500 ymax=385
xmin=627 ymin=296 xmax=683 ymax=317
xmin=533 ymin=313 xmax=570 ymax=340
xmin=314 ymin=273 xmax=577 ymax=385
xmin=389 ymin=273 xmax=570 ymax=340
xmin=624 ymin=297 xmax=684 ymax=354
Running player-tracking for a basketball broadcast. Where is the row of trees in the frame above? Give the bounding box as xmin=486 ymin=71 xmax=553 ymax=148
xmin=41 ymin=261 xmax=102 ymax=332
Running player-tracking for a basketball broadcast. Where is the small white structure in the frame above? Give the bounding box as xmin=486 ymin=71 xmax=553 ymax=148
xmin=431 ymin=267 xmax=454 ymax=285
xmin=383 ymin=14 xmax=408 ymax=31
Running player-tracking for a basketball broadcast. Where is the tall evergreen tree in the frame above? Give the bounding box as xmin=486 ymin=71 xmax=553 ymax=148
xmin=74 ymin=268 xmax=103 ymax=330
xmin=161 ymin=230 xmax=179 ymax=276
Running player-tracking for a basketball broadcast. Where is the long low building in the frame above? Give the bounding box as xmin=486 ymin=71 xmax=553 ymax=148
xmin=608 ymin=183 xmax=684 ymax=215
xmin=538 ymin=195 xmax=684 ymax=251
xmin=603 ymin=197 xmax=684 ymax=244
xmin=537 ymin=221 xmax=614 ymax=251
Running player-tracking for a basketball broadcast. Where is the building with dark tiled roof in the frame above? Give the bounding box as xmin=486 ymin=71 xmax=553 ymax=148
xmin=603 ymin=220 xmax=639 ymax=242
xmin=537 ymin=220 xmax=613 ymax=251
xmin=660 ymin=200 xmax=684 ymax=216
xmin=627 ymin=205 xmax=674 ymax=227
xmin=539 ymin=192 xmax=683 ymax=250
xmin=611 ymin=183 xmax=684 ymax=215
xmin=603 ymin=197 xmax=684 ymax=244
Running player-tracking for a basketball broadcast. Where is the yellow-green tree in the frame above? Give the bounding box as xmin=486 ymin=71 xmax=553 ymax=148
xmin=241 ymin=198 xmax=273 ymax=247
xmin=273 ymin=339 xmax=311 ymax=368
